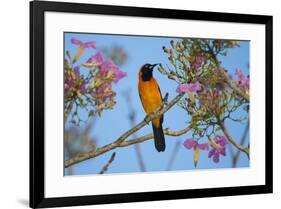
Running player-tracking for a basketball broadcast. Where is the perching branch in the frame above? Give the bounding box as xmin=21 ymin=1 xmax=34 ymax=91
xmin=119 ymin=126 xmax=191 ymax=147
xmin=64 ymin=93 xmax=185 ymax=168
xmin=219 ymin=120 xmax=249 ymax=158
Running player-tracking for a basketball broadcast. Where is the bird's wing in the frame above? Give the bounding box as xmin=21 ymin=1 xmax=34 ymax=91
xmin=157 ymin=84 xmax=164 ymax=124
xmin=158 ymin=85 xmax=163 ymax=101
xmin=138 ymin=91 xmax=145 ymax=108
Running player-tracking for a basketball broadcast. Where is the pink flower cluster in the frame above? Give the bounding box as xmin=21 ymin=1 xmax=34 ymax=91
xmin=87 ymin=52 xmax=127 ymax=84
xmin=176 ymin=81 xmax=202 ymax=93
xmin=65 ymin=38 xmax=127 ymax=117
xmin=208 ymin=136 xmax=228 ymax=163
xmin=235 ymin=68 xmax=249 ymax=92
xmin=84 ymin=51 xmax=126 ymax=105
xmin=91 ymin=81 xmax=116 ymax=100
xmin=183 ymin=136 xmax=228 ymax=164
xmin=64 ymin=66 xmax=87 ymax=94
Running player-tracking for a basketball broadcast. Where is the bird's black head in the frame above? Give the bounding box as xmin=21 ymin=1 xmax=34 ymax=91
xmin=140 ymin=63 xmax=159 ymax=81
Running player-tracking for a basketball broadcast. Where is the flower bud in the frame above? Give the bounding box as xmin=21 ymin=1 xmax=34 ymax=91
xmin=168 ymin=75 xmax=175 ymax=80
xmin=105 ymin=71 xmax=115 ymax=80
xmin=162 ymin=46 xmax=169 ymax=53
xmin=170 ymin=40 xmax=175 ymax=48
xmin=66 ymin=50 xmax=72 ymax=59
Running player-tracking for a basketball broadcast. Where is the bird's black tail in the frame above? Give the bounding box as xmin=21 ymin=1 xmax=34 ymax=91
xmin=152 ymin=124 xmax=166 ymax=152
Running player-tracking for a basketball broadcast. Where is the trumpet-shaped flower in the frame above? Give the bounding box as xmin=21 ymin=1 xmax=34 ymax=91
xmin=71 ymin=38 xmax=96 ymax=49
xmin=183 ymin=139 xmax=209 ymax=167
xmin=208 ymin=136 xmax=228 ymax=163
xmin=71 ymin=38 xmax=96 ymax=64
xmin=86 ymin=52 xmax=104 ymax=66
xmin=100 ymin=60 xmax=127 ymax=83
xmin=183 ymin=139 xmax=209 ymax=151
xmin=235 ymin=68 xmax=249 ymax=91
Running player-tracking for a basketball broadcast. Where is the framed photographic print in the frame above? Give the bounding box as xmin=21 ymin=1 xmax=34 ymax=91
xmin=30 ymin=0 xmax=273 ymax=208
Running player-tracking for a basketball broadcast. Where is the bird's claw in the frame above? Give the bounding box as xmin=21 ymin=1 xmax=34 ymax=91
xmin=163 ymin=93 xmax=169 ymax=106
xmin=144 ymin=115 xmax=150 ymax=124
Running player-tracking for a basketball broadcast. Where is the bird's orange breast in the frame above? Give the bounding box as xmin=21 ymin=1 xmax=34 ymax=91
xmin=138 ymin=78 xmax=163 ymax=127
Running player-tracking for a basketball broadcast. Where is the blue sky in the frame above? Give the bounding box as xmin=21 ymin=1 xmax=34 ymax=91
xmin=64 ymin=32 xmax=250 ymax=175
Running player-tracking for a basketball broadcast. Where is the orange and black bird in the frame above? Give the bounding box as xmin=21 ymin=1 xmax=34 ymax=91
xmin=138 ymin=63 xmax=165 ymax=152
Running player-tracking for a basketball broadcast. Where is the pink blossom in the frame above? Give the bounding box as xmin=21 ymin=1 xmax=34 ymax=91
xmin=86 ymin=52 xmax=103 ymax=65
xmin=71 ymin=38 xmax=96 ymax=49
xmin=64 ymin=78 xmax=74 ymax=94
xmin=208 ymin=136 xmax=228 ymax=163
xmin=73 ymin=66 xmax=80 ymax=77
xmin=183 ymin=139 xmax=209 ymax=151
xmin=91 ymin=82 xmax=115 ymax=99
xmin=64 ymin=66 xmax=87 ymax=94
xmin=176 ymin=81 xmax=201 ymax=93
xmin=235 ymin=68 xmax=249 ymax=91
xmin=100 ymin=60 xmax=127 ymax=83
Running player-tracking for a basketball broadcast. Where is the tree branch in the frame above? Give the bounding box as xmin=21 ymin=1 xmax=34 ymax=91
xmin=219 ymin=120 xmax=249 ymax=158
xmin=64 ymin=93 xmax=185 ymax=168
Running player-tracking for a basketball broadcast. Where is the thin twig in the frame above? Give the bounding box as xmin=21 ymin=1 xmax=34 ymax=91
xmin=64 ymin=95 xmax=76 ymax=122
xmin=232 ymin=121 xmax=249 ymax=167
xmin=219 ymin=120 xmax=249 ymax=158
xmin=64 ymin=93 xmax=184 ymax=168
xmin=166 ymin=140 xmax=181 ymax=171
xmin=134 ymin=144 xmax=146 ymax=172
xmin=123 ymin=90 xmax=146 ymax=172
xmin=99 ymin=152 xmax=116 ymax=174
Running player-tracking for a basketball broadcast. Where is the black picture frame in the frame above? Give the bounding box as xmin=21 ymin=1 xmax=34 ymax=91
xmin=30 ymin=1 xmax=273 ymax=208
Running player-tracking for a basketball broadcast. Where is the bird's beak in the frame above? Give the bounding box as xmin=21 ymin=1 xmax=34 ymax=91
xmin=151 ymin=63 xmax=160 ymax=69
